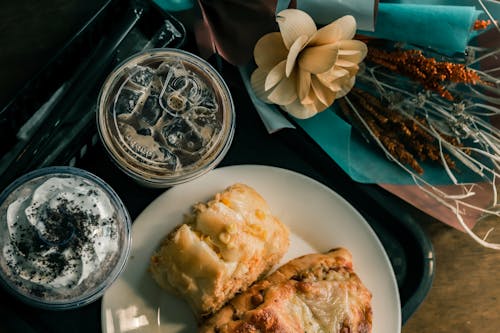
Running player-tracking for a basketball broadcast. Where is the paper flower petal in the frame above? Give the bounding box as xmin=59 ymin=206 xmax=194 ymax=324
xmin=296 ymin=90 xmax=329 ymax=115
xmin=316 ymin=67 xmax=350 ymax=83
xmin=301 ymin=80 xmax=317 ymax=105
xmin=286 ymin=35 xmax=309 ymax=77
xmin=251 ymin=68 xmax=273 ymax=103
xmin=276 ymin=9 xmax=317 ymax=50
xmin=337 ymin=76 xmax=356 ymax=98
xmin=312 ymin=96 xmax=329 ymax=113
xmin=297 ymin=68 xmax=311 ymax=103
xmin=282 ymin=100 xmax=318 ymax=119
xmin=268 ymin=71 xmax=298 ymax=105
xmin=265 ymin=60 xmax=287 ymax=91
xmin=309 ymin=15 xmax=356 ymax=46
xmin=254 ymin=32 xmax=288 ymax=71
xmin=336 ymin=40 xmax=368 ymax=63
xmin=316 ymin=68 xmax=350 ymax=92
xmin=336 ymin=39 xmax=367 ymax=51
xmin=311 ymin=76 xmax=336 ymax=106
xmin=298 ymin=44 xmax=339 ymax=74
xmin=335 ymin=59 xmax=359 ymax=68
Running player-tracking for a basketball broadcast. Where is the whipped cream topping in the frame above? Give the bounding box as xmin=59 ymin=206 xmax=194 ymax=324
xmin=0 ymin=175 xmax=120 ymax=300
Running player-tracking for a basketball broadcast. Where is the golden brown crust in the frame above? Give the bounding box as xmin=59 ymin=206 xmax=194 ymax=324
xmin=149 ymin=183 xmax=289 ymax=318
xmin=200 ymin=248 xmax=372 ymax=333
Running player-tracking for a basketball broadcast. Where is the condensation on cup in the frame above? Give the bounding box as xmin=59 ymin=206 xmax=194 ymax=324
xmin=97 ymin=49 xmax=235 ymax=187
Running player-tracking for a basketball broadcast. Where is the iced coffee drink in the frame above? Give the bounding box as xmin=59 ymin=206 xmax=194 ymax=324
xmin=97 ymin=49 xmax=235 ymax=187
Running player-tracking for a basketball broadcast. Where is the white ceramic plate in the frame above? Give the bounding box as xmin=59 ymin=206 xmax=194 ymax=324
xmin=101 ymin=165 xmax=401 ymax=333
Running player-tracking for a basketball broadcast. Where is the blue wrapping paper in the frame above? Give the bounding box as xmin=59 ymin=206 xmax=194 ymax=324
xmin=360 ymin=3 xmax=481 ymax=54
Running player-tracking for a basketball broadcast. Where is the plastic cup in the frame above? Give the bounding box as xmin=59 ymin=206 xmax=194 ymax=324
xmin=97 ymin=48 xmax=235 ymax=187
xmin=0 ymin=166 xmax=131 ymax=310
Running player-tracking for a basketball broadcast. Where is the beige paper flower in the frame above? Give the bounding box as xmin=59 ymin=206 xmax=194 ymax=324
xmin=251 ymin=9 xmax=367 ymax=119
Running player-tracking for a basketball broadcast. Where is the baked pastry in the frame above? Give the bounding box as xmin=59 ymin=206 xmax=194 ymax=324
xmin=150 ymin=183 xmax=289 ymax=318
xmin=199 ymin=248 xmax=372 ymax=333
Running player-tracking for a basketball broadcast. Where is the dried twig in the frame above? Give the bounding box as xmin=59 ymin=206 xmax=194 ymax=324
xmin=366 ymin=48 xmax=483 ymax=101
xmin=341 ymin=88 xmax=466 ymax=174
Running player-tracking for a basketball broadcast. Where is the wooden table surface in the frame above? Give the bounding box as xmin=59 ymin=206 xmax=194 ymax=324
xmin=1 ymin=1 xmax=500 ymax=332
xmin=403 ymin=216 xmax=500 ymax=333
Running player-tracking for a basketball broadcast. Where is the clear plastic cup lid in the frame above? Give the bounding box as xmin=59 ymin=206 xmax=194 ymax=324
xmin=0 ymin=167 xmax=131 ymax=310
xmin=97 ymin=48 xmax=235 ymax=187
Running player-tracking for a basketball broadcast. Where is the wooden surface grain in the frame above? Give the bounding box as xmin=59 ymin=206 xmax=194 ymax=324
xmin=403 ymin=217 xmax=500 ymax=333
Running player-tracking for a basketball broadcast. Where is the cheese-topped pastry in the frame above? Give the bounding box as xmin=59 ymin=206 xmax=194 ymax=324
xmin=149 ymin=183 xmax=289 ymax=318
xmin=200 ymin=248 xmax=372 ymax=333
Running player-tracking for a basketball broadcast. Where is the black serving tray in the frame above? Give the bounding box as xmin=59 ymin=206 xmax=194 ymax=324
xmin=0 ymin=0 xmax=186 ymax=190
xmin=0 ymin=0 xmax=433 ymax=331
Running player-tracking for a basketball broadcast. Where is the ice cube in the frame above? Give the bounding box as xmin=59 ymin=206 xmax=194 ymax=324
xmin=136 ymin=128 xmax=151 ymax=136
xmin=187 ymin=106 xmax=218 ymax=128
xmin=130 ymin=66 xmax=155 ymax=87
xmin=120 ymin=123 xmax=161 ymax=161
xmin=113 ymin=88 xmax=142 ymax=115
xmin=162 ymin=118 xmax=203 ymax=153
xmin=140 ymin=95 xmax=163 ymax=126
xmin=156 ymin=61 xmax=173 ymax=75
xmin=184 ymin=76 xmax=205 ymax=102
xmin=150 ymin=75 xmax=164 ymax=95
xmin=158 ymin=147 xmax=179 ymax=170
xmin=119 ymin=122 xmax=179 ymax=171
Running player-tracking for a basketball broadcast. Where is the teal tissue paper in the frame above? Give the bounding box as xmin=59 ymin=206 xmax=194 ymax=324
xmin=153 ymin=0 xmax=193 ymax=12
xmin=295 ymin=107 xmax=486 ymax=185
xmin=359 ymin=3 xmax=481 ymax=53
